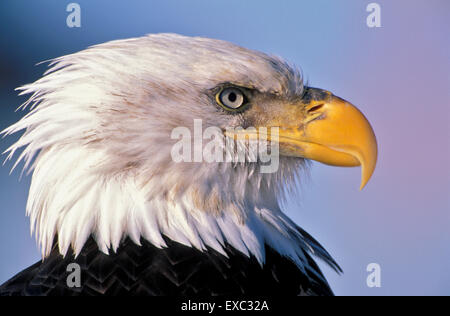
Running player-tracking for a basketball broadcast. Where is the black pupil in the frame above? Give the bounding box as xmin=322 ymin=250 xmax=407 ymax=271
xmin=228 ymin=92 xmax=237 ymax=103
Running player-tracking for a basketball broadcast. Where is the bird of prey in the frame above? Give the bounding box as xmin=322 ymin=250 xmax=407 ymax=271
xmin=0 ymin=34 xmax=377 ymax=296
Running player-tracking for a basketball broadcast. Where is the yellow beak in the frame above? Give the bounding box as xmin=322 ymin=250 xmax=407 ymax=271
xmin=278 ymin=88 xmax=378 ymax=190
xmin=224 ymin=88 xmax=377 ymax=189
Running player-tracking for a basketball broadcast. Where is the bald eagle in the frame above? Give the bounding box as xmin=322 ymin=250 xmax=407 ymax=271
xmin=0 ymin=34 xmax=377 ymax=296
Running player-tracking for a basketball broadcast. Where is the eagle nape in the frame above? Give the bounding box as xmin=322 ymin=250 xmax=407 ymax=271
xmin=0 ymin=34 xmax=377 ymax=296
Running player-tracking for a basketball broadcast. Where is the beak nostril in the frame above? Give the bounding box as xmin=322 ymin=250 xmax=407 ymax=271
xmin=307 ymin=104 xmax=324 ymax=113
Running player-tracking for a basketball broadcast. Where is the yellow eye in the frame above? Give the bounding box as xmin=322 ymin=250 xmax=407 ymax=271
xmin=216 ymin=87 xmax=246 ymax=110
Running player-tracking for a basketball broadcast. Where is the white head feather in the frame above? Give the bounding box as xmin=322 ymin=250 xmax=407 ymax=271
xmin=2 ymin=34 xmax=339 ymax=276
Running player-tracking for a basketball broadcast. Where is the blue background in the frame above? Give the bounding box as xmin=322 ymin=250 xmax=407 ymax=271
xmin=0 ymin=0 xmax=449 ymax=295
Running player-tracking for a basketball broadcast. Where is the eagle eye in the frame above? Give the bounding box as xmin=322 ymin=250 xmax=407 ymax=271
xmin=216 ymin=87 xmax=247 ymax=111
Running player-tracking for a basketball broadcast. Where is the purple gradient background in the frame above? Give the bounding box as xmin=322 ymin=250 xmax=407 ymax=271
xmin=0 ymin=0 xmax=448 ymax=295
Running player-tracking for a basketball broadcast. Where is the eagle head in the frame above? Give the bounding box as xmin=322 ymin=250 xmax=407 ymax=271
xmin=2 ymin=34 xmax=377 ymax=276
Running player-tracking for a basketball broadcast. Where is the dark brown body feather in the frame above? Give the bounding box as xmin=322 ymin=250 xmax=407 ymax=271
xmin=0 ymin=237 xmax=334 ymax=296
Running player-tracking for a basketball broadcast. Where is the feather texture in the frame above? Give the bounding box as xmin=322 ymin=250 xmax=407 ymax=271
xmin=0 ymin=237 xmax=334 ymax=296
xmin=1 ymin=34 xmax=340 ymax=292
